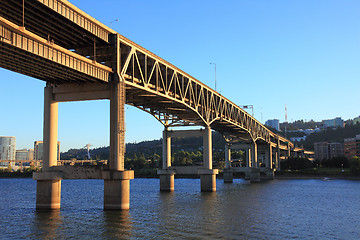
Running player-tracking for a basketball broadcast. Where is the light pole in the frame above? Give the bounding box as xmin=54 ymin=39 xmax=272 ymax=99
xmin=210 ymin=62 xmax=217 ymax=92
xmin=110 ymin=19 xmax=119 ymax=28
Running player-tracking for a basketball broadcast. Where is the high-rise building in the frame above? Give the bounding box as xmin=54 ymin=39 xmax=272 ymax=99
xmin=265 ymin=119 xmax=280 ymax=131
xmin=314 ymin=142 xmax=344 ymax=161
xmin=344 ymin=135 xmax=360 ymax=159
xmin=0 ymin=136 xmax=16 ymax=167
xmin=34 ymin=141 xmax=60 ymax=161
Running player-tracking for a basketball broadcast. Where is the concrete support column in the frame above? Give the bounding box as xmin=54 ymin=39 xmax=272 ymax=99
xmin=224 ymin=142 xmax=233 ymax=183
xmin=200 ymin=126 xmax=217 ymax=191
xmin=275 ymin=149 xmax=280 ymax=170
xmin=252 ymin=142 xmax=258 ymax=168
xmin=249 ymin=142 xmax=260 ymax=182
xmin=287 ymin=143 xmax=291 ymax=159
xmin=266 ymin=145 xmax=273 ymax=169
xmin=109 ymin=80 xmax=125 ymax=171
xmin=162 ymin=128 xmax=171 ymax=169
xmin=158 ymin=127 xmax=175 ymax=191
xmin=246 ymin=148 xmax=251 ymax=168
xmin=104 ymin=79 xmax=133 ymax=210
xmin=43 ymin=84 xmax=58 ymax=171
xmin=225 ymin=143 xmax=231 ymax=169
xmin=36 ymin=179 xmax=61 ymax=210
xmin=249 ymin=168 xmax=261 ymax=183
xmin=223 ymin=171 xmax=233 ymax=183
xmin=203 ymin=126 xmax=212 ymax=169
xmin=264 ymin=145 xmax=275 ymax=180
xmin=103 ymin=171 xmax=134 ymax=210
xmin=159 ymin=174 xmax=175 ymax=191
xmin=36 ymin=84 xmax=61 ymax=210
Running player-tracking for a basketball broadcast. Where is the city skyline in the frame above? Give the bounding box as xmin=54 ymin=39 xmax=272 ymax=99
xmin=1 ymin=0 xmax=359 ymax=151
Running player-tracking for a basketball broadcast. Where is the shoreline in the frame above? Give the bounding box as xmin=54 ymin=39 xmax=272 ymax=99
xmin=1 ymin=172 xmax=360 ymax=180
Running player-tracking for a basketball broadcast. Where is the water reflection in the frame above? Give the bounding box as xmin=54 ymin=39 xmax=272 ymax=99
xmin=1 ymin=179 xmax=360 ymax=239
xmin=102 ymin=210 xmax=132 ymax=239
xmin=32 ymin=210 xmax=62 ymax=239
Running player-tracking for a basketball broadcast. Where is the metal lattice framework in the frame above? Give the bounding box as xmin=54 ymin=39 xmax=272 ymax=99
xmin=118 ymin=36 xmax=271 ymax=143
xmin=0 ymin=0 xmax=293 ymax=147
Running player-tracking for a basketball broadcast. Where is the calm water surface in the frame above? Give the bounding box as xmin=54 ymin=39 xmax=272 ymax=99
xmin=0 ymin=178 xmax=359 ymax=239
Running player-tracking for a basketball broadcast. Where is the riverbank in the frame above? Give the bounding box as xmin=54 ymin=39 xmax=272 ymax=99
xmin=1 ymin=170 xmax=360 ymax=180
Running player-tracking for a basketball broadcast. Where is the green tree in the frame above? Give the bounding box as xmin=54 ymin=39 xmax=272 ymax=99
xmin=280 ymin=157 xmax=313 ymax=170
xmin=350 ymin=156 xmax=360 ymax=175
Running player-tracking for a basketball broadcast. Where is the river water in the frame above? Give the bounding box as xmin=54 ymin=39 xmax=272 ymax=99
xmin=0 ymin=178 xmax=359 ymax=239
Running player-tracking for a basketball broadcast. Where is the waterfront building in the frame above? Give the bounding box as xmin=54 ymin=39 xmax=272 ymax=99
xmin=344 ymin=135 xmax=360 ymax=159
xmin=265 ymin=119 xmax=280 ymax=131
xmin=322 ymin=117 xmax=344 ymax=128
xmin=15 ymin=149 xmax=34 ymax=161
xmin=314 ymin=142 xmax=344 ymax=161
xmin=0 ymin=136 xmax=16 ymax=167
xmin=34 ymin=141 xmax=60 ymax=161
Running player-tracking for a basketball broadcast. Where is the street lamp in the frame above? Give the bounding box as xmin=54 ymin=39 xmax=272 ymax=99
xmin=110 ymin=19 xmax=119 ymax=28
xmin=210 ymin=62 xmax=217 ymax=92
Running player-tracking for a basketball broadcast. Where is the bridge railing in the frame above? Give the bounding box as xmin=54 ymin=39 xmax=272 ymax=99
xmin=37 ymin=0 xmax=113 ymax=43
xmin=0 ymin=18 xmax=112 ymax=83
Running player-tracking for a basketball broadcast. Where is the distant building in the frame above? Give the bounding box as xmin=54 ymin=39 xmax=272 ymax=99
xmin=34 ymin=141 xmax=60 ymax=161
xmin=322 ymin=117 xmax=344 ymax=128
xmin=303 ymin=128 xmax=321 ymax=135
xmin=344 ymin=135 xmax=360 ymax=159
xmin=290 ymin=136 xmax=307 ymax=142
xmin=353 ymin=116 xmax=360 ymax=125
xmin=16 ymin=149 xmax=34 ymax=161
xmin=314 ymin=142 xmax=344 ymax=161
xmin=265 ymin=119 xmax=280 ymax=131
xmin=0 ymin=136 xmax=16 ymax=167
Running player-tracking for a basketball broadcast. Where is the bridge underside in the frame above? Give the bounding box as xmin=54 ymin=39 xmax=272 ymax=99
xmin=0 ymin=41 xmax=104 ymax=84
xmin=0 ymin=0 xmax=109 ymax=48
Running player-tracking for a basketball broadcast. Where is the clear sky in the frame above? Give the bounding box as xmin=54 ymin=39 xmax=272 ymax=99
xmin=1 ymin=0 xmax=359 ymax=151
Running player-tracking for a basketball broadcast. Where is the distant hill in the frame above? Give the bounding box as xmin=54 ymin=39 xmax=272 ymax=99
xmin=301 ymin=123 xmax=360 ymax=150
xmin=60 ymin=131 xmax=227 ymax=160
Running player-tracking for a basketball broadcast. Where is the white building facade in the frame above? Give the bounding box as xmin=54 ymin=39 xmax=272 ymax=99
xmin=0 ymin=136 xmax=16 ymax=167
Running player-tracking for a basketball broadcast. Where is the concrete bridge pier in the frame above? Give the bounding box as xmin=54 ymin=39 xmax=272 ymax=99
xmin=200 ymin=126 xmax=218 ymax=191
xmin=104 ymin=80 xmax=134 ymax=210
xmin=244 ymin=147 xmax=252 ymax=180
xmin=249 ymin=142 xmax=260 ymax=183
xmin=34 ymin=84 xmax=61 ymax=210
xmin=158 ymin=128 xmax=175 ymax=191
xmin=223 ymin=142 xmax=233 ymax=183
xmin=263 ymin=144 xmax=275 ymax=180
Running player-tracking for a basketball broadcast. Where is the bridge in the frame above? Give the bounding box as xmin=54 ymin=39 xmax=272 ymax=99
xmin=0 ymin=0 xmax=307 ymax=210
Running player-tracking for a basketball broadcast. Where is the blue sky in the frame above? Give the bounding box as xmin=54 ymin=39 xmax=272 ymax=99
xmin=1 ymin=0 xmax=359 ymax=151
